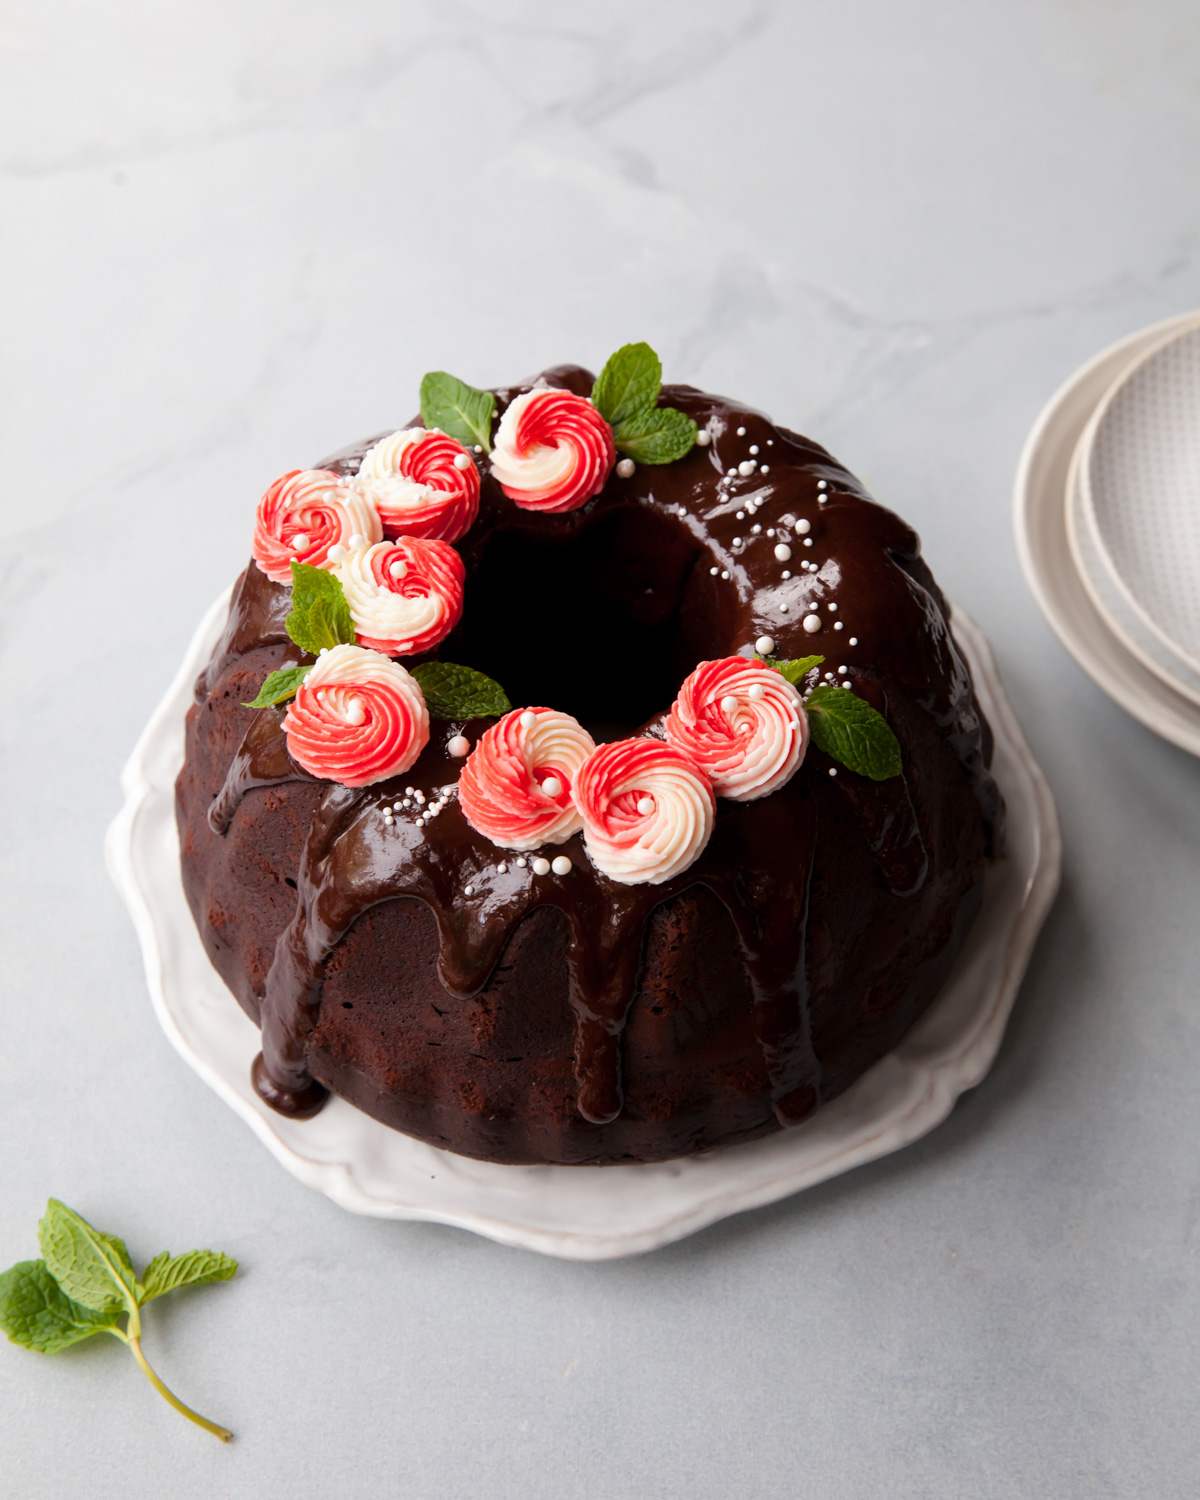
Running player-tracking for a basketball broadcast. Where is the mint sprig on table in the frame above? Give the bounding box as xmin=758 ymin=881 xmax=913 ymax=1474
xmin=411 ymin=661 xmax=511 ymax=719
xmin=419 ymin=371 xmax=496 ymax=453
xmin=591 ymin=343 xmax=698 ymax=464
xmin=760 ymin=656 xmax=902 ymax=780
xmin=0 ymin=1200 xmax=237 ymax=1441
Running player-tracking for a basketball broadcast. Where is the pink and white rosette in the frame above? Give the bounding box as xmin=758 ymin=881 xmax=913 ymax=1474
xmin=252 ymin=469 xmax=382 ymax=585
xmin=334 ymin=537 xmax=464 ymax=657
xmin=458 ymin=708 xmax=596 ymax=851
xmin=575 ymin=738 xmax=715 ymax=886
xmin=283 ymin=644 xmax=429 ymax=787
xmin=355 ymin=428 xmax=480 ymax=543
xmin=664 ymin=656 xmax=808 ymax=801
xmin=489 ymin=388 xmax=616 ymax=513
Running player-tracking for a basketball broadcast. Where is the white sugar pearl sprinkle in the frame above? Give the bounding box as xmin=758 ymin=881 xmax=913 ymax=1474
xmin=516 ymin=857 xmax=528 ymax=868
xmin=346 ymin=698 xmax=365 ymax=725
xmin=496 ymin=862 xmax=507 ymax=873
xmin=755 ymin=635 xmax=775 ymax=654
xmin=447 ymin=735 xmax=470 ymax=757
xmin=540 ymin=777 xmax=563 ymax=798
xmin=721 ymin=570 xmax=730 ymax=580
xmin=348 ymin=533 xmax=366 ymax=548
xmin=748 ymin=683 xmax=765 ymax=699
xmin=637 ymin=797 xmax=655 ymax=815
xmin=834 ymin=621 xmax=844 ymax=630
xmin=737 ymin=426 xmax=746 ymax=436
xmin=751 ymin=524 xmax=762 ymax=534
xmin=551 ymin=855 xmax=572 ymax=876
xmin=842 ymin=681 xmax=852 ymax=689
xmin=828 ymin=767 xmax=838 ymax=777
xmin=774 ymin=543 xmax=792 ymax=561
xmin=779 ymin=602 xmax=789 ymax=613
xmin=828 ymin=603 xmax=837 ymax=612
xmin=803 ymin=614 xmax=821 ymax=634
xmin=390 ymin=559 xmax=407 ymax=578
xmin=749 ymin=445 xmax=759 ymax=455
xmin=849 ymin=637 xmax=858 ymax=645
xmin=696 ymin=430 xmax=711 ymax=446
xmin=293 ymin=533 xmax=310 ymax=549
xmin=464 ymin=884 xmax=474 ymax=895
xmin=804 ymin=537 xmax=814 ymax=547
xmin=531 ymin=857 xmax=551 ymax=876
xmin=736 ymin=511 xmax=745 ymax=520
xmin=782 ymin=570 xmax=791 ymax=579
xmin=838 ymin=665 xmax=848 ymax=675
xmin=738 ymin=460 xmax=757 ymax=477
xmin=760 ymin=465 xmax=770 ymax=475
xmin=616 ymin=457 xmax=635 ymax=479
xmin=732 ymin=536 xmax=742 ymax=547
xmin=520 ymin=710 xmax=536 ymax=728
xmin=326 ymin=543 xmax=346 ymax=563
xmin=727 ymin=467 xmax=737 ymax=477
xmin=415 ymin=817 xmax=425 ymax=826
xmin=710 ymin=566 xmax=719 ymax=575
xmin=453 ymin=452 xmax=471 ymax=470
xmin=794 ymin=518 xmax=811 ymax=535
xmin=817 ymin=480 xmax=827 ymax=490
xmin=720 ymin=695 xmax=739 ymax=713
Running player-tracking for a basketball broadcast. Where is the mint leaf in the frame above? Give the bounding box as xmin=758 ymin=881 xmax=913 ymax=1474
xmin=411 ymin=661 xmax=511 ymax=719
xmin=761 ymin=654 xmax=825 ymax=686
xmin=419 ymin=371 xmax=496 ymax=453
xmin=613 ymin=405 xmax=698 ymax=465
xmin=38 ymin=1201 xmax=139 ymax=1315
xmin=806 ymin=684 xmax=902 ymax=780
xmin=8 ymin=1201 xmax=238 ymax=1440
xmin=0 ymin=1260 xmax=120 ymax=1354
xmin=286 ymin=561 xmax=356 ymax=656
xmin=242 ymin=664 xmax=312 ymax=709
xmin=591 ymin=342 xmax=662 ymax=427
xmin=140 ymin=1250 xmax=238 ymax=1305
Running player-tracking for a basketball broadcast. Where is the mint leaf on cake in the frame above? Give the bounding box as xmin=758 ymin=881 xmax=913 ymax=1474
xmin=419 ymin=371 xmax=496 ymax=453
xmin=411 ymin=661 xmax=511 ymax=719
xmin=286 ymin=561 xmax=357 ymax=656
xmin=591 ymin=342 xmax=663 ymax=428
xmin=0 ymin=1200 xmax=238 ymax=1441
xmin=760 ymin=654 xmax=825 ymax=686
xmin=591 ymin=342 xmax=699 ymax=464
xmin=242 ymin=664 xmax=313 ymax=709
xmin=805 ymin=684 xmax=903 ymax=780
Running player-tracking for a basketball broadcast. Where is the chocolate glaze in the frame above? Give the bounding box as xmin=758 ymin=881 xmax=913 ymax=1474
xmin=178 ymin=367 xmax=1002 ymax=1163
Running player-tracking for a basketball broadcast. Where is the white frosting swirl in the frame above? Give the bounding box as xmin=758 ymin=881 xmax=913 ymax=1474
xmin=575 ymin=738 xmax=715 ymax=886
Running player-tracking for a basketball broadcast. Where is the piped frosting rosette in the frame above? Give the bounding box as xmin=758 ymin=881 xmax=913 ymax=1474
xmin=575 ymin=738 xmax=715 ymax=886
xmin=490 ymin=388 xmax=616 ymax=513
xmin=355 ymin=428 xmax=480 ymax=543
xmin=458 ymin=707 xmax=596 ymax=851
xmin=334 ymin=537 xmax=464 ymax=657
xmin=283 ymin=644 xmax=429 ymax=787
xmin=664 ymin=656 xmax=808 ymax=800
xmin=252 ymin=470 xmax=382 ymax=586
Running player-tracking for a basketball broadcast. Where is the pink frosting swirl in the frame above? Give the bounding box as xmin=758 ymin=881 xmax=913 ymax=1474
xmin=355 ymin=428 xmax=480 ymax=543
xmin=334 ymin=537 xmax=464 ymax=657
xmin=489 ymin=388 xmax=615 ymax=513
xmin=458 ymin=707 xmax=596 ymax=851
xmin=575 ymin=738 xmax=715 ymax=886
xmin=283 ymin=644 xmax=429 ymax=787
xmin=664 ymin=656 xmax=808 ymax=801
xmin=252 ymin=469 xmax=382 ymax=585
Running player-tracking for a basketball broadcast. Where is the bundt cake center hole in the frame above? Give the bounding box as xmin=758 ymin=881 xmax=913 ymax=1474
xmin=448 ymin=505 xmax=732 ymax=737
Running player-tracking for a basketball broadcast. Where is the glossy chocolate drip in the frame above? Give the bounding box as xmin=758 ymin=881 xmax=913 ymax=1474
xmin=207 ymin=367 xmax=1004 ymax=1130
xmin=208 ymin=708 xmax=315 ymax=835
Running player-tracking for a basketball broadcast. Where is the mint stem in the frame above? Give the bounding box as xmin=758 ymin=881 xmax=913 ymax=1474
xmin=111 ymin=1319 xmax=232 ymax=1441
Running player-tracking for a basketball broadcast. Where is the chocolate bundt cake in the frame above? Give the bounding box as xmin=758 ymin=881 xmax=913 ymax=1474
xmin=176 ymin=347 xmax=1003 ymax=1165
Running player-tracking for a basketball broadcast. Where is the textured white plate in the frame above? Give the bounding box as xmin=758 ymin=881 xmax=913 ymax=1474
xmin=1066 ymin=438 xmax=1200 ymax=709
xmin=106 ymin=593 xmax=1058 ymax=1260
xmin=1014 ymin=311 xmax=1200 ymax=758
xmin=1081 ymin=322 xmax=1200 ymax=677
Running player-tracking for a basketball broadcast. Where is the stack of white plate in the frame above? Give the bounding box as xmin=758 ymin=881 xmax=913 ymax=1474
xmin=1015 ymin=311 xmax=1200 ymax=755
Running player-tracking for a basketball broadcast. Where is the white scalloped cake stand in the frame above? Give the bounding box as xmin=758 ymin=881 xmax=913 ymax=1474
xmin=106 ymin=593 xmax=1058 ymax=1260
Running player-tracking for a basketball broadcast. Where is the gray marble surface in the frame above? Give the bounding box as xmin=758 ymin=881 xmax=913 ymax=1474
xmin=3 ymin=2 xmax=1200 ymax=1495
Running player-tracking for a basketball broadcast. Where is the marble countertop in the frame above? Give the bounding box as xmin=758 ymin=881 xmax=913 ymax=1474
xmin=3 ymin=2 xmax=1200 ymax=1495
